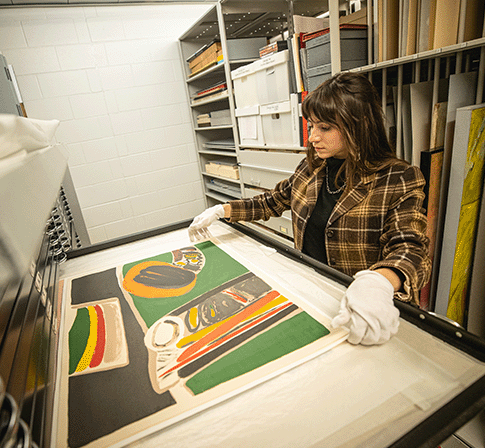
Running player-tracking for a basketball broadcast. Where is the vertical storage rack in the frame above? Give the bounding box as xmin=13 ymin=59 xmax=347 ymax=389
xmin=348 ymin=38 xmax=485 ymax=321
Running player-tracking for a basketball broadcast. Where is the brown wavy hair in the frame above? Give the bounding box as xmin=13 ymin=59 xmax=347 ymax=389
xmin=302 ymin=72 xmax=397 ymax=186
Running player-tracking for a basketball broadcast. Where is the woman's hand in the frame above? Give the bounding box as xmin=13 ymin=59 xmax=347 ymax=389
xmin=331 ymin=270 xmax=400 ymax=345
xmin=188 ymin=204 xmax=230 ymax=241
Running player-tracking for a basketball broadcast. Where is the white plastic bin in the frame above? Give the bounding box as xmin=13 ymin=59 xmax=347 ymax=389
xmin=235 ymin=105 xmax=265 ymax=146
xmin=231 ymin=50 xmax=291 ymax=108
xmin=254 ymin=50 xmax=291 ymax=105
xmin=231 ymin=64 xmax=259 ymax=109
xmin=260 ymin=101 xmax=297 ymax=146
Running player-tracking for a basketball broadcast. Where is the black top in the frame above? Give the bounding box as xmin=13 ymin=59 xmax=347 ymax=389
xmin=302 ymin=157 xmax=345 ymax=264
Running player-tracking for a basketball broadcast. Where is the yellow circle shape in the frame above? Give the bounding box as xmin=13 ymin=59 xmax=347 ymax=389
xmin=123 ymin=261 xmax=197 ymax=298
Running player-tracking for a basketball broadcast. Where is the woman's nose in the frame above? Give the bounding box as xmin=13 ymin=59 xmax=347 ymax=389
xmin=309 ymin=128 xmax=319 ymax=142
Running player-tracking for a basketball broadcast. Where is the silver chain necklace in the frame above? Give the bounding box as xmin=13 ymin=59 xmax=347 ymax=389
xmin=325 ymin=164 xmax=346 ymax=194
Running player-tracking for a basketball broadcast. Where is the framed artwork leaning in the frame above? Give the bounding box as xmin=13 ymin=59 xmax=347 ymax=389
xmin=57 ymin=238 xmax=348 ymax=448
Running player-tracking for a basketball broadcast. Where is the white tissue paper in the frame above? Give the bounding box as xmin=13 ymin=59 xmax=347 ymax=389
xmin=0 ymin=114 xmax=60 ymax=159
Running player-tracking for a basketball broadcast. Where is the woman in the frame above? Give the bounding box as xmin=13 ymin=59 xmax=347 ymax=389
xmin=189 ymin=72 xmax=431 ymax=346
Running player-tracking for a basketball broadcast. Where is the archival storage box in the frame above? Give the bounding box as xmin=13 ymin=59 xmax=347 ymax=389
xmin=307 ymin=59 xmax=367 ymax=92
xmin=232 ymin=63 xmax=259 ymax=109
xmin=188 ymin=37 xmax=266 ymax=76
xmin=205 ymin=161 xmax=240 ymax=180
xmin=260 ymin=101 xmax=299 ymax=147
xmin=235 ymin=105 xmax=265 ymax=146
xmin=226 ymin=37 xmax=267 ymax=61
xmin=306 ymin=28 xmax=368 ymax=69
xmin=231 ymin=50 xmax=291 ymax=108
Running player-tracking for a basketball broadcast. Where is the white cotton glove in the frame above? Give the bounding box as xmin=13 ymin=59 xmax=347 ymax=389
xmin=188 ymin=204 xmax=225 ymax=242
xmin=331 ymin=270 xmax=400 ymax=345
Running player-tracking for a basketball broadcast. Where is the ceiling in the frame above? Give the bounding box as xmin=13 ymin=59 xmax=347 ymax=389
xmin=182 ymin=0 xmax=329 ymax=41
xmin=0 ymin=0 xmax=328 ymax=33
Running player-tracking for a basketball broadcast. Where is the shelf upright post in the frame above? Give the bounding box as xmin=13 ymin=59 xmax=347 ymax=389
xmin=450 ymin=54 xmax=458 ymax=76
xmin=367 ymin=0 xmax=373 ymax=64
xmin=382 ymin=0 xmax=388 ymax=61
xmin=286 ymin=0 xmax=294 ymax=36
xmin=478 ymin=17 xmax=485 ymax=104
xmin=477 ymin=46 xmax=485 ymax=104
xmin=396 ymin=64 xmax=403 ymax=159
xmin=329 ymin=0 xmax=341 ymax=75
xmin=372 ymin=0 xmax=379 ymax=63
xmin=431 ymin=56 xmax=440 ymax=107
xmin=217 ymin=0 xmax=245 ymax=196
xmin=382 ymin=67 xmax=387 ymax=124
xmin=217 ymin=1 xmax=236 ymax=142
xmin=415 ymin=60 xmax=421 ymax=83
xmin=456 ymin=51 xmax=466 ymax=78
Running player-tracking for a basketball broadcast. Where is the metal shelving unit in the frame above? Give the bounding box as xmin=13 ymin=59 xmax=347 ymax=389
xmin=179 ymin=0 xmax=331 ymax=244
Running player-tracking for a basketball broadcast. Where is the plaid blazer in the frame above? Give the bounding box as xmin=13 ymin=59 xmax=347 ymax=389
xmin=229 ymin=157 xmax=431 ymax=304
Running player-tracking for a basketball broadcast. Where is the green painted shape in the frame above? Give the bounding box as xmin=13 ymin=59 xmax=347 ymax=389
xmin=122 ymin=241 xmax=249 ymax=328
xmin=69 ymin=307 xmax=90 ymax=375
xmin=186 ymin=311 xmax=330 ymax=395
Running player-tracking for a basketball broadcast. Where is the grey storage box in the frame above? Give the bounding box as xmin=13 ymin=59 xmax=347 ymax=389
xmin=307 ymin=59 xmax=367 ymax=92
xmin=306 ymin=29 xmax=367 ymax=69
xmin=209 ymin=109 xmax=232 ymax=126
xmin=226 ymin=37 xmax=268 ymax=60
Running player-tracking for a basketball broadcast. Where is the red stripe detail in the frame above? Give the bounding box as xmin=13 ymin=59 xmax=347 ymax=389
xmin=223 ymin=290 xmax=247 ymax=303
xmin=177 ymin=290 xmax=279 ymax=364
xmin=90 ymin=305 xmax=106 ymax=368
xmin=159 ymin=301 xmax=292 ymax=378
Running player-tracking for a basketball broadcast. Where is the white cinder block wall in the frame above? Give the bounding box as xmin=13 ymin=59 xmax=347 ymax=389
xmin=0 ymin=3 xmax=212 ymax=244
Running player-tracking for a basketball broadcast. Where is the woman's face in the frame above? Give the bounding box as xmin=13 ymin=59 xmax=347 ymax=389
xmin=308 ymin=117 xmax=348 ymax=159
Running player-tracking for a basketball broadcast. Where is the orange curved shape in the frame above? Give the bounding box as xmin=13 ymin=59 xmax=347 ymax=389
xmin=123 ymin=261 xmax=197 ymax=298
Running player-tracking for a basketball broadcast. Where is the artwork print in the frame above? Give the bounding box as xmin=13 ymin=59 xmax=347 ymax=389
xmin=62 ymin=240 xmax=346 ymax=448
xmin=419 ymin=148 xmax=444 ymax=310
xmin=447 ymin=107 xmax=485 ymax=324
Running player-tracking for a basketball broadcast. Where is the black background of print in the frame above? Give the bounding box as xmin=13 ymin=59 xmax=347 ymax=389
xmin=68 ymin=268 xmax=175 ymax=448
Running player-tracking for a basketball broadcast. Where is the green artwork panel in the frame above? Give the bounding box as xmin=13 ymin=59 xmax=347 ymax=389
xmin=186 ymin=311 xmax=330 ymax=395
xmin=69 ymin=307 xmax=90 ymax=374
xmin=122 ymin=241 xmax=249 ymax=328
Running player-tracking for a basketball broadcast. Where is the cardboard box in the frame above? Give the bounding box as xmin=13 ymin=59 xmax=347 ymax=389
xmin=340 ymin=7 xmax=368 ymax=25
xmin=189 ymin=37 xmax=265 ymax=76
xmin=188 ymin=41 xmax=222 ymax=70
xmin=197 ymin=113 xmax=211 ymax=127
xmin=205 ymin=161 xmax=240 ymax=180
xmin=190 ymin=50 xmax=223 ymax=75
